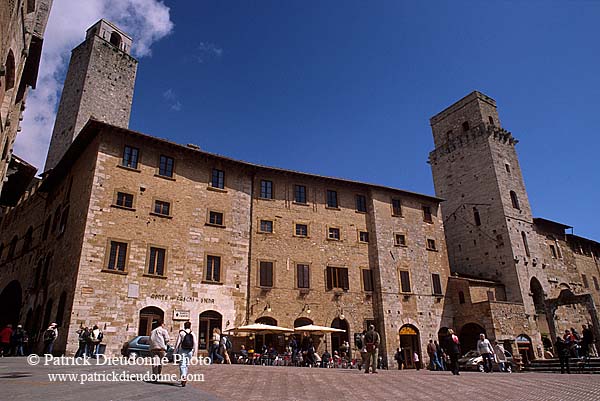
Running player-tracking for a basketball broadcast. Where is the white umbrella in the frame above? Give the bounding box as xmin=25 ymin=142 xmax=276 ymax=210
xmin=294 ymin=324 xmax=346 ymax=333
xmin=225 ymin=323 xmax=294 ymax=334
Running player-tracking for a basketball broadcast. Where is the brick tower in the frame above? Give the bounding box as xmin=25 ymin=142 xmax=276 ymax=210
xmin=428 ymin=91 xmax=537 ymax=304
xmin=44 ymin=19 xmax=138 ymax=171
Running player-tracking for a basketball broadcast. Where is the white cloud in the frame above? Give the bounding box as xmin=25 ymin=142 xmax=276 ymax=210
xmin=196 ymin=42 xmax=223 ymax=63
xmin=162 ymin=88 xmax=182 ymax=111
xmin=13 ymin=0 xmax=174 ymax=172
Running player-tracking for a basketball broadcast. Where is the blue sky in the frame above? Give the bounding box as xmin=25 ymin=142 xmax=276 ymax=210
xmin=22 ymin=1 xmax=600 ymax=240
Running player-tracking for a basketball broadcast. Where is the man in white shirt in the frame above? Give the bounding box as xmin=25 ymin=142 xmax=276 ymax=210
xmin=477 ymin=333 xmax=495 ymax=373
xmin=150 ymin=319 xmax=170 ymax=377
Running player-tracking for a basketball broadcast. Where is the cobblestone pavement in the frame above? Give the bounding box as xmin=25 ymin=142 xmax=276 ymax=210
xmin=2 ymin=357 xmax=600 ymax=401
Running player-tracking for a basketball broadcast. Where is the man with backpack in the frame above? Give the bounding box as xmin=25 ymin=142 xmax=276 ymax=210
xmin=174 ymin=321 xmax=197 ymax=387
xmin=43 ymin=323 xmax=58 ymax=355
xmin=150 ymin=319 xmax=170 ymax=377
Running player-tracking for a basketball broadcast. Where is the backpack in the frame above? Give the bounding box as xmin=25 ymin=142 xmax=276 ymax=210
xmin=225 ymin=336 xmax=232 ymax=350
xmin=181 ymin=330 xmax=194 ymax=349
xmin=43 ymin=329 xmax=56 ymax=342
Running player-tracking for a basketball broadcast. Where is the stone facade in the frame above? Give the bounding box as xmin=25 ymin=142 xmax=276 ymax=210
xmin=429 ymin=91 xmax=600 ymax=361
xmin=45 ymin=19 xmax=137 ymax=171
xmin=0 ymin=0 xmax=52 ymax=201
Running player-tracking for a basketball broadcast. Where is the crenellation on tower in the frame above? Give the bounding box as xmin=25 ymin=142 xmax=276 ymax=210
xmin=44 ymin=19 xmax=138 ymax=172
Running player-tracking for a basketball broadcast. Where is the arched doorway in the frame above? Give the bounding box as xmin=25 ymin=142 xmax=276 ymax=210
xmin=255 ymin=316 xmax=279 ymax=352
xmin=0 ymin=280 xmax=22 ymax=327
xmin=331 ymin=318 xmax=349 ymax=354
xmin=516 ymin=334 xmax=534 ymax=364
xmin=294 ymin=317 xmax=312 ymax=328
xmin=199 ymin=311 xmax=222 ymax=351
xmin=399 ymin=324 xmax=421 ymax=369
xmin=530 ymin=278 xmax=545 ymax=313
xmin=459 ymin=323 xmax=486 ymax=353
xmin=138 ymin=306 xmax=164 ymax=336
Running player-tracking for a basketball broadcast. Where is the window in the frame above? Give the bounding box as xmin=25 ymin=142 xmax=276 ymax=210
xmin=355 ymin=195 xmax=367 ymax=212
xmin=328 ymin=227 xmax=340 ymax=240
xmin=422 ymin=206 xmax=433 ymax=223
xmin=7 ymin=236 xmax=18 ymax=259
xmin=427 ymin=238 xmax=437 ymax=251
xmin=259 ymin=220 xmax=273 ymax=233
xmin=458 ymin=291 xmax=465 ymax=304
xmin=359 ymin=231 xmax=369 ymax=243
xmin=107 ymin=241 xmax=127 ymax=271
xmin=505 ymin=164 xmax=511 ymax=174
xmin=487 ymin=290 xmax=495 ymax=301
xmin=594 ymin=277 xmax=600 ymax=291
xmin=205 ymin=255 xmax=221 ymax=282
xmin=362 ymin=269 xmax=374 ymax=292
xmin=297 ymin=264 xmax=310 ymax=289
xmin=153 ymin=200 xmax=171 ymax=216
xmin=122 ymin=146 xmax=139 ymax=169
xmin=148 ymin=247 xmax=166 ymax=276
xmin=260 ymin=180 xmax=273 ymax=199
xmin=395 ymin=233 xmax=406 ymax=246
xmin=259 ymin=261 xmax=274 ymax=287
xmin=58 ymin=206 xmax=69 ymax=234
xmin=462 ymin=121 xmax=470 ymax=131
xmin=158 ymin=155 xmax=174 ymax=177
xmin=294 ymin=185 xmax=307 ymax=204
xmin=326 ymin=190 xmax=338 ymax=208
xmin=23 ymin=227 xmax=33 ymax=252
xmin=326 ymin=266 xmax=349 ymax=290
xmin=52 ymin=206 xmax=61 ymax=232
xmin=473 ymin=208 xmax=481 ymax=226
xmin=549 ymin=244 xmax=557 ymax=258
xmin=488 ymin=116 xmax=495 ymax=126
xmin=521 ymin=231 xmax=530 ymax=257
xmin=209 ymin=211 xmax=224 ymax=226
xmin=582 ymin=274 xmax=589 ymax=288
xmin=116 ymin=192 xmax=134 ymax=208
xmin=556 ymin=244 xmax=562 ymax=258
xmin=510 ymin=191 xmax=520 ymax=209
xmin=211 ymin=169 xmax=224 ymax=189
xmin=392 ymin=198 xmax=402 ymax=216
xmin=432 ymin=273 xmax=442 ymax=295
xmin=399 ymin=270 xmax=411 ymax=293
xmin=295 ymin=224 xmax=308 ymax=237
xmin=42 ymin=217 xmax=51 ymax=241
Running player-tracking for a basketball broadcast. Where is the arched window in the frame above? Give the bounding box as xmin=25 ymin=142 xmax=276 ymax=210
xmin=59 ymin=206 xmax=69 ymax=234
xmin=27 ymin=0 xmax=36 ymax=13
xmin=51 ymin=205 xmax=61 ymax=233
xmin=7 ymin=235 xmax=18 ymax=259
xmin=510 ymin=191 xmax=520 ymax=209
xmin=41 ymin=254 xmax=51 ymax=286
xmin=109 ymin=32 xmax=122 ymax=48
xmin=23 ymin=226 xmax=33 ymax=252
xmin=521 ymin=231 xmax=530 ymax=257
xmin=473 ymin=208 xmax=481 ymax=226
xmin=458 ymin=291 xmax=465 ymax=304
xmin=4 ymin=50 xmax=15 ymax=90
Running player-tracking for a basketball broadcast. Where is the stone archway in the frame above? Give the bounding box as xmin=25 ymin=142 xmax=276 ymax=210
xmin=199 ymin=310 xmax=222 ymax=351
xmin=459 ymin=322 xmax=486 ymax=353
xmin=0 ymin=280 xmax=22 ymax=327
xmin=399 ymin=324 xmax=421 ymax=369
xmin=138 ymin=306 xmax=164 ymax=336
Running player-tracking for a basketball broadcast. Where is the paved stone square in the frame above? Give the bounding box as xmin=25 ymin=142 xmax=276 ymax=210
xmin=2 ymin=357 xmax=600 ymax=401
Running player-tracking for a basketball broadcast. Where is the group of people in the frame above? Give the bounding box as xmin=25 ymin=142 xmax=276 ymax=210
xmin=0 ymin=324 xmax=28 ymax=356
xmin=554 ymin=325 xmax=596 ymax=374
xmin=74 ymin=325 xmax=104 ymax=357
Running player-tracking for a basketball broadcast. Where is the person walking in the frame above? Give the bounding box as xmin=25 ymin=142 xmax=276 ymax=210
xmin=220 ymin=333 xmax=231 ymax=364
xmin=0 ymin=324 xmax=13 ymax=357
xmin=582 ymin=324 xmax=595 ymax=357
xmin=443 ymin=329 xmax=461 ymax=375
xmin=174 ymin=321 xmax=197 ymax=387
xmin=75 ymin=326 xmax=90 ymax=357
xmin=149 ymin=319 xmax=170 ymax=377
xmin=11 ymin=325 xmax=26 ymax=356
xmin=358 ymin=330 xmax=367 ymax=370
xmin=43 ymin=323 xmax=58 ymax=355
xmin=210 ymin=328 xmax=223 ymax=364
xmin=427 ymin=339 xmax=436 ymax=370
xmin=493 ymin=341 xmax=508 ymax=372
xmin=435 ymin=341 xmax=445 ymax=371
xmin=394 ymin=347 xmax=404 ymax=370
xmin=413 ymin=351 xmax=421 ymax=371
xmin=555 ymin=336 xmax=570 ymax=374
xmin=477 ymin=333 xmax=495 ymax=373
xmin=364 ymin=324 xmax=380 ymax=374
xmin=91 ymin=325 xmax=104 ymax=357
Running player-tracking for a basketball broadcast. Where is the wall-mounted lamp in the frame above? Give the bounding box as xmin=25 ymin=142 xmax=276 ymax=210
xmin=339 ymin=309 xmax=345 ymax=321
xmin=264 ymin=303 xmax=272 ymax=313
xmin=302 ymin=304 xmax=311 ymax=314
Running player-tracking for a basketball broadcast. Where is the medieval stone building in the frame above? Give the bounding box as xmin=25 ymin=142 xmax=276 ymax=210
xmin=0 ymin=20 xmax=598 ymax=368
xmin=429 ymin=91 xmax=600 ymax=361
xmin=0 ymin=0 xmax=52 ymax=206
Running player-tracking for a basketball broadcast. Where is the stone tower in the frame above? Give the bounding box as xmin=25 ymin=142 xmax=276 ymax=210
xmin=428 ymin=91 xmax=537 ymax=304
xmin=45 ymin=19 xmax=138 ymax=171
